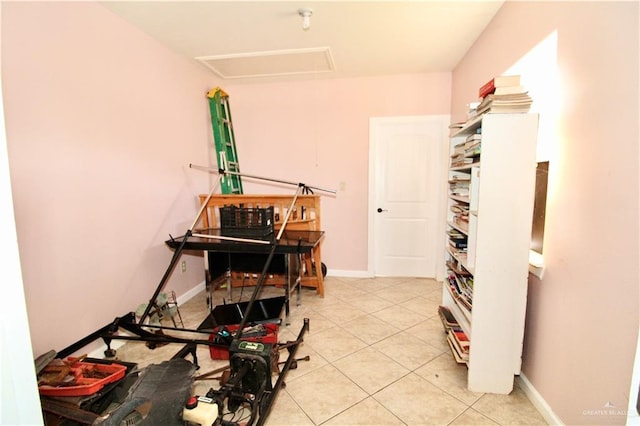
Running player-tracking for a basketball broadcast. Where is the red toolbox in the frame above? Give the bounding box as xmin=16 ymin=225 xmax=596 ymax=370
xmin=209 ymin=323 xmax=278 ymax=360
xmin=38 ymin=358 xmax=127 ymax=397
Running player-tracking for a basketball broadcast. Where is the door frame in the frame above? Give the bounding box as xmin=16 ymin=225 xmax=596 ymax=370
xmin=367 ymin=115 xmax=450 ymax=281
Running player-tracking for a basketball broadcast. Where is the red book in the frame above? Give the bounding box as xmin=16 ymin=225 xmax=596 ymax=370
xmin=478 ymin=75 xmax=521 ymax=98
xmin=453 ymin=329 xmax=469 ymax=342
xmin=478 ymin=79 xmax=495 ymax=98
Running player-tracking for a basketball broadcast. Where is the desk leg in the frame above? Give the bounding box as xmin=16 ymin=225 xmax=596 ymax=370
xmin=284 ymin=253 xmax=303 ymax=327
xmin=296 ymin=253 xmax=302 ymax=307
xmin=285 ymin=254 xmax=292 ymax=325
xmin=226 ymin=268 xmax=232 ymax=302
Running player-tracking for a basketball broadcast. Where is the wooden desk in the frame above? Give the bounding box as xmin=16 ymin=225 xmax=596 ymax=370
xmin=167 ymin=229 xmax=323 ymax=253
xmin=197 ymin=194 xmax=325 ymax=296
xmin=166 ymin=229 xmax=324 ymax=322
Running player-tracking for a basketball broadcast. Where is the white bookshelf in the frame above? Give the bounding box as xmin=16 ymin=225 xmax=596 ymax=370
xmin=443 ymin=113 xmax=539 ymax=394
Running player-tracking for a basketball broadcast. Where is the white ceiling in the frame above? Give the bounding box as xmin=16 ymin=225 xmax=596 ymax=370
xmin=101 ymin=1 xmax=504 ymax=83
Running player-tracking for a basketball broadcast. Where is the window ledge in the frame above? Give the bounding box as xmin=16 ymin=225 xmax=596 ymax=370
xmin=529 ymin=250 xmax=545 ymax=279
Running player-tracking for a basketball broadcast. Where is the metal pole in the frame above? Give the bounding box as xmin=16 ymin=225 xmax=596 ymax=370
xmin=189 ymin=163 xmax=337 ymax=195
xmin=191 ymin=232 xmax=271 ymax=245
xmin=256 ymin=318 xmax=310 ymax=426
xmin=234 ymin=185 xmax=304 ymax=341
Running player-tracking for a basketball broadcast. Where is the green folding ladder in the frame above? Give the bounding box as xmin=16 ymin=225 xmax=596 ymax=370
xmin=207 ymin=87 xmax=243 ymax=194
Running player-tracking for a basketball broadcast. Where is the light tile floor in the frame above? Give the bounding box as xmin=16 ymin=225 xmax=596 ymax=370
xmin=112 ymin=276 xmax=548 ymax=425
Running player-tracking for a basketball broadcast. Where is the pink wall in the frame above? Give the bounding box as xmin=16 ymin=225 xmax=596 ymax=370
xmin=224 ymin=73 xmax=451 ymax=272
xmin=2 ymin=2 xmax=217 ymax=356
xmin=453 ymin=2 xmax=638 ymax=424
xmin=2 ymin=2 xmax=451 ymax=358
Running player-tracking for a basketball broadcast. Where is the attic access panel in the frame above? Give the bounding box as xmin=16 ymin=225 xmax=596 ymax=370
xmin=196 ymin=47 xmax=335 ymax=79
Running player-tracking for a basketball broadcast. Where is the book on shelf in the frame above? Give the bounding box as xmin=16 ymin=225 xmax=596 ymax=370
xmin=494 ymin=85 xmax=527 ymax=95
xmin=450 ymin=177 xmax=470 ymax=185
xmin=450 ymin=156 xmax=475 ymax=168
xmin=452 ymin=328 xmax=469 ymax=346
xmin=449 ymin=240 xmax=467 ymax=250
xmin=449 ymin=181 xmax=469 ymax=194
xmin=452 ymin=140 xmax=468 ymax=155
xmin=448 ymin=274 xmax=469 ymax=297
xmin=447 ymin=337 xmax=467 ymax=364
xmin=466 ymin=101 xmax=480 ymax=120
xmin=438 ymin=305 xmax=459 ymax=330
xmin=447 ymin=228 xmax=466 ymax=238
xmin=451 ymin=153 xmax=474 ymax=159
xmin=447 ymin=329 xmax=470 ymax=363
xmin=450 ymin=203 xmax=469 ymax=214
xmin=477 ymin=104 xmax=532 ymax=115
xmin=451 ymin=272 xmax=474 ymax=294
xmin=446 ymin=282 xmax=472 ymax=320
xmin=476 ymin=92 xmax=532 ymax=115
xmin=454 ymin=292 xmax=472 ymax=313
xmin=464 ymin=141 xmax=481 ymax=157
xmin=465 ymin=133 xmax=482 ymax=142
xmin=452 ymin=216 xmax=469 ymax=232
xmin=453 ymin=139 xmax=481 ymax=160
xmin=450 ymin=192 xmax=469 ymax=201
xmin=450 ymin=209 xmax=469 ymax=231
xmin=446 ymin=259 xmax=471 ymax=276
xmin=480 ymin=93 xmax=531 ymax=103
xmin=449 ymin=174 xmax=471 ymax=183
xmin=450 ymin=329 xmax=470 ymax=353
xmin=448 ymin=240 xmax=467 ymax=250
xmin=448 ymin=246 xmax=467 ymax=259
xmin=450 ymin=151 xmax=467 ymax=161
xmin=479 ymin=91 xmax=531 ymax=104
xmin=448 ymin=273 xmax=473 ymax=306
xmin=447 ymin=228 xmax=467 ymax=242
xmin=447 ymin=246 xmax=468 ymax=265
xmin=478 ymin=75 xmax=521 ymax=98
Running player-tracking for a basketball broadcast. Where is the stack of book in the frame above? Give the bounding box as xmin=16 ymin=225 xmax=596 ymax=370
xmin=450 ymin=154 xmax=474 ymax=169
xmin=450 ymin=202 xmax=469 ymax=232
xmin=447 ymin=228 xmax=467 ymax=252
xmin=438 ymin=306 xmax=469 ymax=364
xmin=476 ymin=75 xmax=532 ymax=115
xmin=466 ymin=101 xmax=481 ymax=120
xmin=449 ymin=177 xmax=470 ymax=198
xmin=438 ymin=305 xmax=458 ymax=330
xmin=447 ymin=327 xmax=470 ymax=363
xmin=450 ymin=134 xmax=481 ymax=168
xmin=447 ymin=273 xmax=473 ymax=317
xmin=463 ymin=132 xmax=481 ymax=157
xmin=446 ymin=256 xmax=470 ymax=277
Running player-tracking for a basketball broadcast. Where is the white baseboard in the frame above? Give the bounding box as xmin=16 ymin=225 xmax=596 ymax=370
xmin=326 ymin=269 xmax=373 ymax=278
xmin=518 ymin=374 xmax=563 ymax=425
xmin=86 ymin=281 xmax=207 ymax=360
xmin=176 ymin=280 xmax=207 ymax=305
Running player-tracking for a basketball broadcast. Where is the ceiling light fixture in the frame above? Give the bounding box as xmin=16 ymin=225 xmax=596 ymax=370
xmin=298 ymin=8 xmax=313 ymax=31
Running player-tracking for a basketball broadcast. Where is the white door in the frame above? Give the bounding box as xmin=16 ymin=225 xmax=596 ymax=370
xmin=368 ymin=115 xmax=449 ymax=278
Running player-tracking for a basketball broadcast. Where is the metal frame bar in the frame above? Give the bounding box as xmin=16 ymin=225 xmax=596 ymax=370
xmin=53 ymin=168 xmax=333 ymax=425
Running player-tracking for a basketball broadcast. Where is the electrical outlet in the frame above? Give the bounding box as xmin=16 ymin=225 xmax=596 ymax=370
xmin=181 ymin=260 xmax=187 ymax=273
